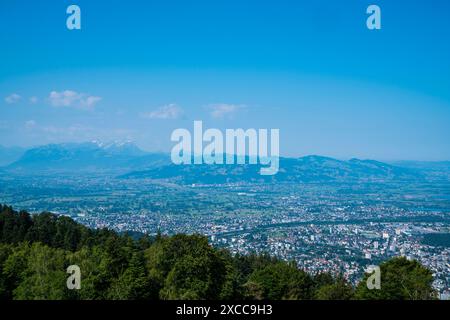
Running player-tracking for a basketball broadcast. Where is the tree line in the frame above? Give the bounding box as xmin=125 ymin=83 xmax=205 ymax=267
xmin=0 ymin=204 xmax=436 ymax=300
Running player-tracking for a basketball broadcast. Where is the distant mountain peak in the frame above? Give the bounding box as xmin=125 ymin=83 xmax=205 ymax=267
xmin=90 ymin=140 xmax=136 ymax=149
xmin=4 ymin=141 xmax=153 ymax=173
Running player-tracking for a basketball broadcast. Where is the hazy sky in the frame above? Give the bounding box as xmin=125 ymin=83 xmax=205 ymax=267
xmin=1 ymin=0 xmax=449 ymax=160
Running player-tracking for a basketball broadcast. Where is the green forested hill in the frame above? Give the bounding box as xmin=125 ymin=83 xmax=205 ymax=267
xmin=0 ymin=204 xmax=436 ymax=300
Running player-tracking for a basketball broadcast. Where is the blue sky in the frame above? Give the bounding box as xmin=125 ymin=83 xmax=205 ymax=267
xmin=0 ymin=0 xmax=449 ymax=160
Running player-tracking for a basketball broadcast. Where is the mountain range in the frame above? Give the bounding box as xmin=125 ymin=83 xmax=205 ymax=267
xmin=1 ymin=142 xmax=449 ymax=184
xmin=1 ymin=141 xmax=169 ymax=174
xmin=120 ymin=155 xmax=424 ymax=184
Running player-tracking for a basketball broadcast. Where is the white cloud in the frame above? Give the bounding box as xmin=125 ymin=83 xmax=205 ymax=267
xmin=84 ymin=95 xmax=102 ymax=108
xmin=48 ymin=90 xmax=102 ymax=109
xmin=24 ymin=120 xmax=37 ymax=129
xmin=141 ymin=104 xmax=183 ymax=120
xmin=5 ymin=93 xmax=22 ymax=104
xmin=29 ymin=96 xmax=39 ymax=104
xmin=207 ymin=103 xmax=245 ymax=119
